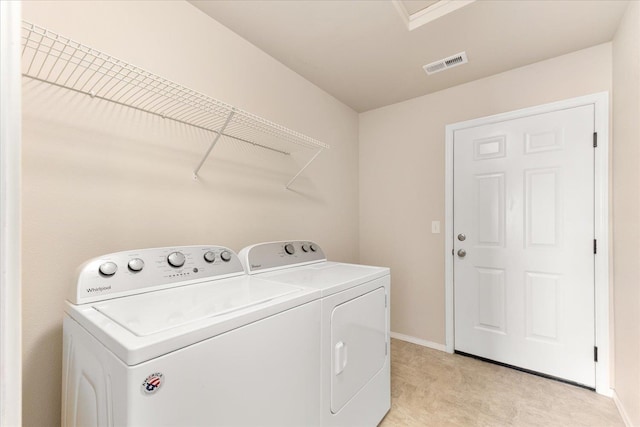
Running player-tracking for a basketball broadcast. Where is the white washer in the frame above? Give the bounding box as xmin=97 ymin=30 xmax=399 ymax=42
xmin=62 ymin=245 xmax=322 ymax=427
xmin=239 ymin=241 xmax=391 ymax=427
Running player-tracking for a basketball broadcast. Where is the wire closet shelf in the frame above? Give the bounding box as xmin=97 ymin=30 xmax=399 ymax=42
xmin=20 ymin=20 xmax=329 ymax=189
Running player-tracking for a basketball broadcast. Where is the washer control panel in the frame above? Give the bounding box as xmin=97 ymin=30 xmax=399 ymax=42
xmin=239 ymin=240 xmax=326 ymax=274
xmin=73 ymin=245 xmax=244 ymax=304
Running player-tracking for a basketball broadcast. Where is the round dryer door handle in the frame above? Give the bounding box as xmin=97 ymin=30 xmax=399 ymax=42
xmin=334 ymin=341 xmax=348 ymax=376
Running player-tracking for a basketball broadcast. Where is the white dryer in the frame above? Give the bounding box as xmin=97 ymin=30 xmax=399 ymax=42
xmin=62 ymin=245 xmax=322 ymax=427
xmin=239 ymin=241 xmax=390 ymax=427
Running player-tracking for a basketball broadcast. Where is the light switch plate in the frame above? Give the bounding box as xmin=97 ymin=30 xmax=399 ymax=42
xmin=431 ymin=221 xmax=441 ymax=234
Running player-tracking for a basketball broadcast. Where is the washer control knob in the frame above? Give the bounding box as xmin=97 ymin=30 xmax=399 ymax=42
xmin=167 ymin=252 xmax=186 ymax=268
xmin=301 ymin=244 xmax=309 ymax=253
xmin=309 ymin=244 xmax=318 ymax=252
xmin=203 ymin=251 xmax=216 ymax=263
xmin=220 ymin=250 xmax=232 ymax=262
xmin=98 ymin=261 xmax=117 ymax=276
xmin=284 ymin=244 xmax=295 ymax=255
xmin=128 ymin=258 xmax=144 ymax=272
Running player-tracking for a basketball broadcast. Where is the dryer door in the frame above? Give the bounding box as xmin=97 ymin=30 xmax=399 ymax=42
xmin=330 ymin=287 xmax=386 ymax=413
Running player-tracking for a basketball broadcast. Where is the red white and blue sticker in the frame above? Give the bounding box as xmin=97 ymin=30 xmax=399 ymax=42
xmin=141 ymin=372 xmax=164 ymax=395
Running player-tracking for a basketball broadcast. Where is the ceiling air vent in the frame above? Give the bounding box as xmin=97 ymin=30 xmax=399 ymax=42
xmin=423 ymin=51 xmax=468 ymax=75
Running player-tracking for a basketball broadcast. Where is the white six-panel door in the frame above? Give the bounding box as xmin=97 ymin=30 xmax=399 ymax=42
xmin=453 ymin=104 xmax=595 ymax=387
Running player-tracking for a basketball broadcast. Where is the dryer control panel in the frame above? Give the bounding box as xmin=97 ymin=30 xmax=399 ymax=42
xmin=239 ymin=240 xmax=326 ymax=274
xmin=72 ymin=245 xmax=244 ymax=304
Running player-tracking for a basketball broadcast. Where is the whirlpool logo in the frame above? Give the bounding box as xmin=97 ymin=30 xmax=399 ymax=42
xmin=141 ymin=372 xmax=164 ymax=395
xmin=86 ymin=286 xmax=111 ymax=293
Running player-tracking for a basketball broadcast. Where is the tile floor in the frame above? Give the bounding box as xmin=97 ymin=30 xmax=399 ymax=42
xmin=379 ymin=339 xmax=623 ymax=427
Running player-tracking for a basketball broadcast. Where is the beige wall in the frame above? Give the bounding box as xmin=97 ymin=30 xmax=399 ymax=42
xmin=359 ymin=43 xmax=612 ymax=345
xmin=21 ymin=1 xmax=359 ymax=426
xmin=612 ymin=1 xmax=640 ymax=424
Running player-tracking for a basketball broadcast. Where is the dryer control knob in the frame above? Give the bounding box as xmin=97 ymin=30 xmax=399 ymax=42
xmin=203 ymin=251 xmax=216 ymax=263
xmin=128 ymin=258 xmax=144 ymax=272
xmin=98 ymin=261 xmax=117 ymax=276
xmin=167 ymin=252 xmax=186 ymax=268
xmin=301 ymin=244 xmax=309 ymax=252
xmin=220 ymin=250 xmax=232 ymax=262
xmin=310 ymin=244 xmax=318 ymax=252
xmin=284 ymin=244 xmax=295 ymax=255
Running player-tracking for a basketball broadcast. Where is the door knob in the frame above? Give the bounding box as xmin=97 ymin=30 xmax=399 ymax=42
xmin=457 ymin=233 xmax=466 ymax=241
xmin=457 ymin=249 xmax=466 ymax=258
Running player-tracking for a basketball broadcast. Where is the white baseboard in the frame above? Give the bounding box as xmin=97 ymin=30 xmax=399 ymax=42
xmin=598 ymin=387 xmax=614 ymax=398
xmin=390 ymin=332 xmax=446 ymax=352
xmin=613 ymin=390 xmax=635 ymax=427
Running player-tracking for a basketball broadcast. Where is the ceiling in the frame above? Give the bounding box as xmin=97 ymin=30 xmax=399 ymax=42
xmin=190 ymin=0 xmax=628 ymax=112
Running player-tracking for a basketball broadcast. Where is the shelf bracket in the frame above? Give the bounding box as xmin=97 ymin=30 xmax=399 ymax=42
xmin=285 ymin=148 xmax=325 ymax=190
xmin=193 ymin=109 xmax=235 ymax=180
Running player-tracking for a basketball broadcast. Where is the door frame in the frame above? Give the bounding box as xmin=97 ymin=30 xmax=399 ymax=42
xmin=0 ymin=1 xmax=22 ymax=425
xmin=444 ymin=92 xmax=610 ymax=395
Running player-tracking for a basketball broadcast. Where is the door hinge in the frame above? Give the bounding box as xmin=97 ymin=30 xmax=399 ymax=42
xmin=385 ymin=294 xmax=388 ymax=308
xmin=385 ymin=341 xmax=388 ymax=356
xmin=594 ymin=346 xmax=598 ymax=362
xmin=593 ymin=132 xmax=598 ymax=148
xmin=594 ymin=239 xmax=597 ymax=254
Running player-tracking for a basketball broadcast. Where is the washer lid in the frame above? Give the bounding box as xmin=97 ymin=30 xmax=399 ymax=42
xmin=93 ymin=278 xmax=301 ymax=336
xmin=65 ymin=275 xmax=321 ymax=365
